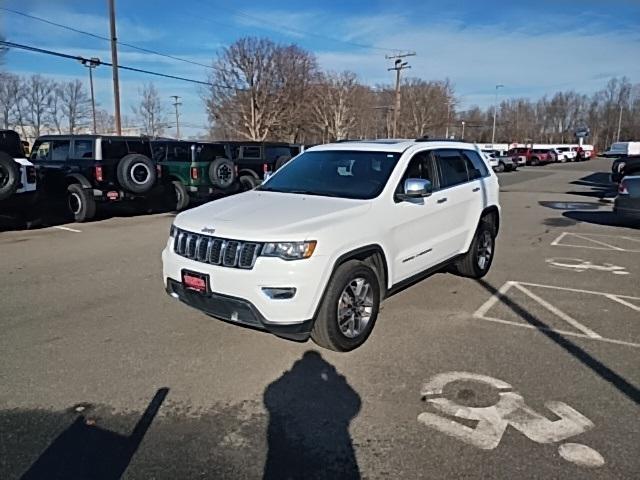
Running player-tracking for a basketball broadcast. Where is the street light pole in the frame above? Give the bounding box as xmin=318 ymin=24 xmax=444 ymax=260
xmin=82 ymin=57 xmax=100 ymax=133
xmin=445 ymin=101 xmax=451 ymax=138
xmin=170 ymin=95 xmax=181 ymax=139
xmin=491 ymin=84 xmax=504 ymax=146
xmin=461 ymin=121 xmax=466 ymax=140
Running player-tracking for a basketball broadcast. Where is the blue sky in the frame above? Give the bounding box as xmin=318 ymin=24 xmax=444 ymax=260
xmin=2 ymin=0 xmax=640 ymax=137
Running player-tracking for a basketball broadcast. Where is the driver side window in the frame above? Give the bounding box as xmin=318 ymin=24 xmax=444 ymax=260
xmin=395 ymin=152 xmax=435 ymax=197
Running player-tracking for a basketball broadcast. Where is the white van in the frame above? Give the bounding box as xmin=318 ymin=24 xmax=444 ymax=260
xmin=604 ymin=142 xmax=640 ymax=157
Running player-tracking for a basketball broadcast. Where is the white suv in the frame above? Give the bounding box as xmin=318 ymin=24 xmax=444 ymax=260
xmin=162 ymin=139 xmax=500 ymax=351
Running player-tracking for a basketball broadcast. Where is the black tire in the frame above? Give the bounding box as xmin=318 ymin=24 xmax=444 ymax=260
xmin=275 ymin=155 xmax=292 ymax=171
xmin=208 ymin=157 xmax=236 ymax=190
xmin=172 ymin=180 xmax=190 ymax=211
xmin=239 ymin=174 xmax=258 ymax=191
xmin=495 ymin=161 xmax=505 ymax=173
xmin=311 ymin=260 xmax=380 ymax=352
xmin=117 ymin=154 xmax=156 ymax=194
xmin=452 ymin=219 xmax=496 ymax=279
xmin=0 ymin=152 xmax=20 ymax=201
xmin=530 ymin=157 xmax=540 ymax=166
xmin=67 ymin=183 xmax=96 ymax=222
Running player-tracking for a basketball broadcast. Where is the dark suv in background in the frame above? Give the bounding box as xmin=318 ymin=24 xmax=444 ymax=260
xmin=31 ymin=135 xmax=168 ymax=222
xmin=229 ymin=142 xmax=302 ymax=185
xmin=152 ymin=140 xmax=238 ymax=210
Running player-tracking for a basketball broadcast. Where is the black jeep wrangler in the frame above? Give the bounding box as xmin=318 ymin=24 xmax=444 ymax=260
xmin=226 ymin=142 xmax=303 ymax=188
xmin=612 ymin=155 xmax=640 ymax=184
xmin=30 ymin=135 xmax=168 ymax=222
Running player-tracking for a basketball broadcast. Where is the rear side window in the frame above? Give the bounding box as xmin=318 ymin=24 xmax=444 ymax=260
xmin=196 ymin=144 xmax=227 ymax=162
xmin=396 ymin=152 xmax=435 ymax=197
xmin=73 ymin=140 xmax=94 ymax=159
xmin=168 ymin=144 xmax=191 ymax=162
xmin=151 ymin=143 xmax=166 ymax=162
xmin=51 ymin=140 xmax=70 ymax=161
xmin=463 ymin=150 xmax=489 ymax=179
xmin=241 ymin=146 xmax=261 ymax=159
xmin=265 ymin=146 xmax=293 ymax=162
xmin=126 ymin=140 xmax=150 ymax=156
xmin=435 ymin=149 xmax=469 ymax=188
xmin=102 ymin=139 xmax=128 ymax=159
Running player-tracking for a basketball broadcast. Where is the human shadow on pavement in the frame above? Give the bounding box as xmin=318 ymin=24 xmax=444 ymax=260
xmin=263 ymin=351 xmax=361 ymax=480
xmin=476 ymin=280 xmax=639 ymax=405
xmin=20 ymin=388 xmax=169 ymax=480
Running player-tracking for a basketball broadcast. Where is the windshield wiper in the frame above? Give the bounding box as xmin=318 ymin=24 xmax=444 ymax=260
xmin=286 ymin=189 xmax=340 ymax=197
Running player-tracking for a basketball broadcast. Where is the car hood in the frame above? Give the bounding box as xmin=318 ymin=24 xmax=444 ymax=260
xmin=174 ymin=190 xmax=371 ymax=240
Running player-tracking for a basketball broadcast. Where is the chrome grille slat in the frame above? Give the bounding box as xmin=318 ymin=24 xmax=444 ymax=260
xmin=173 ymin=229 xmax=260 ymax=270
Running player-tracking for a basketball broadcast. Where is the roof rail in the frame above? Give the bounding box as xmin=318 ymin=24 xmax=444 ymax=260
xmin=414 ymin=136 xmax=466 ymax=142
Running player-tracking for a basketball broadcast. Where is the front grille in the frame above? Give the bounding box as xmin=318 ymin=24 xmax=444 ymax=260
xmin=173 ymin=229 xmax=261 ymax=269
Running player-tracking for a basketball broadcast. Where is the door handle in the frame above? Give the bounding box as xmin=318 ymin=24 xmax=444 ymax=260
xmin=472 ymin=187 xmax=480 ymax=192
xmin=437 ymin=197 xmax=448 ymax=204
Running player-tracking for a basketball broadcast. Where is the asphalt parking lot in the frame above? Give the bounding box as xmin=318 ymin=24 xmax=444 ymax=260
xmin=1 ymin=157 xmax=638 ymax=479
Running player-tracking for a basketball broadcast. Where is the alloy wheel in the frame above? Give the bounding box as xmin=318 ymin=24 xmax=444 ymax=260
xmin=337 ymin=277 xmax=374 ymax=338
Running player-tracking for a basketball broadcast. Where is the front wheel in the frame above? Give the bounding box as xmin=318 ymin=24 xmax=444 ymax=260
xmin=67 ymin=184 xmax=96 ymax=222
xmin=495 ymin=162 xmax=505 ymax=173
xmin=452 ymin=221 xmax=495 ymax=278
xmin=171 ymin=180 xmax=190 ymax=211
xmin=311 ymin=260 xmax=380 ymax=352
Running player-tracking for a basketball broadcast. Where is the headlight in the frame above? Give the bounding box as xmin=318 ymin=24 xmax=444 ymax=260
xmin=169 ymin=223 xmax=177 ymax=238
xmin=261 ymin=241 xmax=317 ymax=260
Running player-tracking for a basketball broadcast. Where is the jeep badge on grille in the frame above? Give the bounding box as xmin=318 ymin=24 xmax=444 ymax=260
xmin=201 ymin=227 xmax=216 ymax=234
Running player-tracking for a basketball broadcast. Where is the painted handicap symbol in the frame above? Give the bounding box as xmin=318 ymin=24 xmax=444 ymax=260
xmin=418 ymin=372 xmax=605 ymax=468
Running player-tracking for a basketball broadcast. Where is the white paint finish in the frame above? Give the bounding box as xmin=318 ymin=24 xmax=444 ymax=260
xmin=472 ymin=280 xmax=516 ymax=319
xmin=418 ymin=372 xmax=600 ymax=464
xmin=546 ymin=258 xmax=629 ymax=275
xmin=512 ymin=283 xmax=602 ymax=338
xmin=605 ymin=294 xmax=640 ymax=313
xmin=558 ymin=443 xmax=606 ymax=468
xmin=517 ymin=281 xmax=640 ymax=301
xmin=550 ymin=231 xmax=640 ymax=253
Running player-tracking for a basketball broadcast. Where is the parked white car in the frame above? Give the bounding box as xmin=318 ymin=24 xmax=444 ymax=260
xmin=604 ymin=142 xmax=640 ymax=157
xmin=163 ymin=139 xmax=501 ymax=351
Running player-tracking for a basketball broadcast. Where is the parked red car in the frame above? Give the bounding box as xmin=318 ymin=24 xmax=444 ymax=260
xmin=506 ymin=148 xmax=553 ymax=166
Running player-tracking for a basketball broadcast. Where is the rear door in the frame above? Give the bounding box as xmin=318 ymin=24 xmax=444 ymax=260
xmin=432 ymin=149 xmax=477 ymax=258
xmin=32 ymin=139 xmax=71 ymax=196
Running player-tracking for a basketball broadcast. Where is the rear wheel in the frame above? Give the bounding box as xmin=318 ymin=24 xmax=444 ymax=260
xmin=239 ymin=174 xmax=258 ymax=191
xmin=171 ymin=180 xmax=190 ymax=211
xmin=452 ymin=219 xmax=495 ymax=278
xmin=530 ymin=157 xmax=540 ymax=166
xmin=311 ymin=260 xmax=380 ymax=352
xmin=117 ymin=154 xmax=156 ymax=194
xmin=209 ymin=158 xmax=236 ymax=190
xmin=495 ymin=161 xmax=505 ymax=173
xmin=67 ymin=183 xmax=96 ymax=222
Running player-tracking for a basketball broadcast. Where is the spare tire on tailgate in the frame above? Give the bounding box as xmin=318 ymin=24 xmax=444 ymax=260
xmin=117 ymin=154 xmax=156 ymax=194
xmin=0 ymin=151 xmax=20 ymax=201
xmin=208 ymin=157 xmax=235 ymax=189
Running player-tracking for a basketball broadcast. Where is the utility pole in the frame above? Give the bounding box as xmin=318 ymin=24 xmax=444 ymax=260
xmin=386 ymin=52 xmax=415 ymax=138
xmin=81 ymin=57 xmax=100 ymax=133
xmin=461 ymin=121 xmax=466 ymax=140
xmin=616 ymin=103 xmax=623 ymax=142
xmin=108 ymin=0 xmax=122 ymax=135
xmin=171 ymin=95 xmax=182 ymax=139
xmin=491 ymin=84 xmax=504 ymax=146
xmin=445 ymin=101 xmax=451 ymax=138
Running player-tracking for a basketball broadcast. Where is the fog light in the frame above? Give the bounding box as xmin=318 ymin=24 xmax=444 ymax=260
xmin=262 ymin=287 xmax=297 ymax=300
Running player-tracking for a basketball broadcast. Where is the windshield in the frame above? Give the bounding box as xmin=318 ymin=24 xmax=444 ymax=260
xmin=257 ymin=150 xmax=401 ymax=200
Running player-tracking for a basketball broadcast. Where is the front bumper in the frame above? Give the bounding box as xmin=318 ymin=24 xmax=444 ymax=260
xmin=162 ymin=240 xmax=332 ymax=339
xmin=165 ymin=279 xmax=313 ymax=341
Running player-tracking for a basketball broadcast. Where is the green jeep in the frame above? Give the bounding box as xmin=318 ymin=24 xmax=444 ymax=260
xmin=152 ymin=140 xmax=238 ymax=210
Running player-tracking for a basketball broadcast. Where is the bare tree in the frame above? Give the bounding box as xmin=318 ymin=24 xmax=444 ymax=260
xmin=0 ymin=72 xmax=20 ymax=129
xmin=204 ymin=37 xmax=317 ymax=141
xmin=22 ymin=75 xmax=54 ymax=137
xmin=133 ymin=82 xmax=167 ymax=136
xmin=95 ymin=109 xmax=115 ymax=134
xmin=55 ymin=79 xmax=91 ymax=134
xmin=311 ymin=71 xmax=359 ymax=142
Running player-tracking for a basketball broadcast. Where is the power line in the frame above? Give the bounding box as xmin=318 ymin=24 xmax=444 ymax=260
xmin=0 ymin=7 xmax=225 ymax=73
xmin=0 ymin=40 xmax=237 ymax=89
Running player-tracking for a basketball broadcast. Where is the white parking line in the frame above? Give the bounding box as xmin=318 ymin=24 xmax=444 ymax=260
xmin=513 ymin=283 xmax=601 ymax=338
xmin=52 ymin=225 xmax=82 ymax=233
xmin=551 ymin=232 xmax=640 ymax=252
xmin=472 ymin=281 xmax=640 ymax=348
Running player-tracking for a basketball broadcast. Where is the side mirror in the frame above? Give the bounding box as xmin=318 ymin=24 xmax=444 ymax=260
xmin=398 ymin=178 xmax=433 ymax=200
